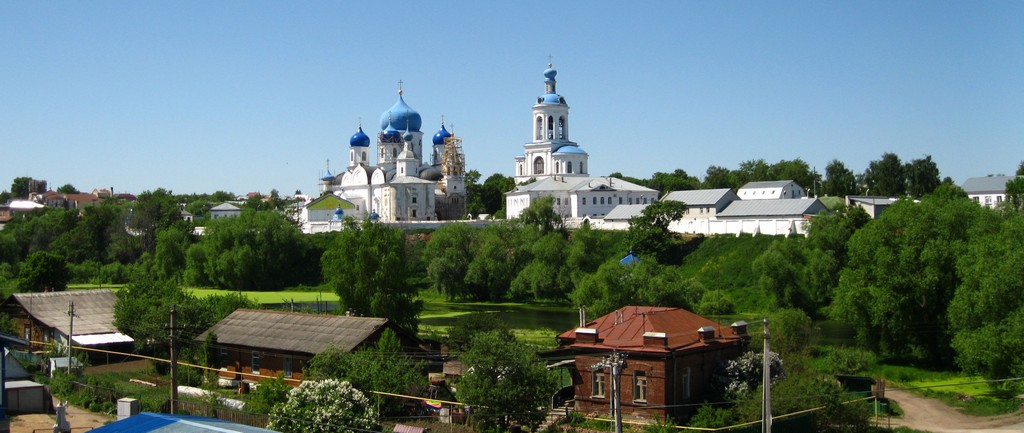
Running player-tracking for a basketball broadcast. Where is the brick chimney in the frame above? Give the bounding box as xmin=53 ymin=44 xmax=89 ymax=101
xmin=575 ymin=327 xmax=598 ymax=344
xmin=642 ymin=331 xmax=667 ymax=348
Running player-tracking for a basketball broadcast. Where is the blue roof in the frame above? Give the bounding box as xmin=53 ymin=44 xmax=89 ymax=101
xmin=540 ymin=93 xmax=563 ymax=104
xmin=89 ymin=412 xmax=278 ymax=433
xmin=620 ymin=251 xmax=640 ymax=265
xmin=432 ymin=124 xmax=452 ymax=145
xmin=349 ymin=125 xmax=370 ymax=147
xmin=553 ymin=145 xmax=587 ymax=155
xmin=379 ymin=94 xmax=421 ymax=132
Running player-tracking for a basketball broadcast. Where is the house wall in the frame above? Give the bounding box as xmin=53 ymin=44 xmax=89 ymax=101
xmin=571 ymin=343 xmax=747 ymax=420
xmin=216 ymin=344 xmax=307 ymax=386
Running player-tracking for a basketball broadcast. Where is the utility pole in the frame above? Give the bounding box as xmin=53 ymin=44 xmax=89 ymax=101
xmin=66 ymin=302 xmax=76 ymax=376
xmin=592 ymin=351 xmax=626 ymax=433
xmin=168 ymin=307 xmax=178 ymax=414
xmin=762 ymin=318 xmax=772 ymax=433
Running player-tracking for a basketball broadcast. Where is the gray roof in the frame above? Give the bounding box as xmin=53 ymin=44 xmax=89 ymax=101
xmin=603 ymin=204 xmax=649 ymax=221
xmin=739 ymin=180 xmax=796 ymax=189
xmin=198 ymin=309 xmax=407 ymax=355
xmin=717 ymin=198 xmax=826 ymax=218
xmin=848 ymin=196 xmax=898 ymax=206
xmin=6 ymin=289 xmax=120 ymax=336
xmin=962 ymin=175 xmax=1020 ymax=194
xmin=509 ymin=176 xmax=657 ymax=195
xmin=662 ymin=188 xmax=738 ymax=206
xmin=210 ymin=203 xmax=241 ymax=211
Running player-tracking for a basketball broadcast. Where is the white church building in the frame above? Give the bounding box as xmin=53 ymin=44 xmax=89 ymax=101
xmin=506 ymin=65 xmax=658 ymax=219
xmin=318 ymin=86 xmax=467 ymax=223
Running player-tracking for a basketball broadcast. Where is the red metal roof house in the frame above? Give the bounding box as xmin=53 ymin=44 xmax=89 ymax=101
xmin=554 ymin=306 xmax=750 ymax=420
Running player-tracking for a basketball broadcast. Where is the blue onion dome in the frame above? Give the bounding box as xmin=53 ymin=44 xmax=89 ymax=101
xmin=334 ymin=206 xmax=344 ymax=216
xmin=321 ymin=169 xmax=335 ymax=182
xmin=432 ymin=123 xmax=452 ymax=145
xmin=403 ymin=131 xmax=414 ymax=142
xmin=349 ymin=125 xmax=370 ymax=147
xmin=379 ymin=92 xmax=422 ymax=132
xmin=381 ymin=120 xmax=402 ymax=142
xmin=543 ymin=66 xmax=557 ymax=81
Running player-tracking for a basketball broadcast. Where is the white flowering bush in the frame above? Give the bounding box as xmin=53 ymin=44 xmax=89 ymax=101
xmin=268 ymin=379 xmax=380 ymax=433
xmin=714 ymin=350 xmax=786 ymax=395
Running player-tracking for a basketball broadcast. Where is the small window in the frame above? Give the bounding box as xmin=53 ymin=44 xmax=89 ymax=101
xmin=583 ymin=197 xmax=587 ymax=205
xmin=220 ymin=349 xmax=230 ymax=369
xmin=252 ymin=351 xmax=261 ymax=375
xmin=412 ymin=209 xmax=417 ymax=218
xmin=412 ymin=196 xmax=417 ymax=204
xmin=634 ymin=371 xmax=648 ymax=403
xmin=284 ymin=356 xmax=293 ymax=378
xmin=593 ymin=371 xmax=606 ymax=398
xmin=619 ymin=197 xmax=623 ymax=205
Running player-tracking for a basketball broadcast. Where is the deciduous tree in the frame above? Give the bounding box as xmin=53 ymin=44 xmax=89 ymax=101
xmin=268 ymin=379 xmax=379 ymax=433
xmin=18 ymin=251 xmax=69 ymax=292
xmin=822 ymin=159 xmax=857 ymax=197
xmin=862 ymin=153 xmax=905 ymax=196
xmin=321 ymin=220 xmax=421 ymax=331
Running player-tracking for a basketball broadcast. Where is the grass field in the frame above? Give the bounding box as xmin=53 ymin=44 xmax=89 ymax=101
xmin=189 ymin=288 xmax=334 ymax=304
xmin=868 ymin=364 xmax=1022 ymax=416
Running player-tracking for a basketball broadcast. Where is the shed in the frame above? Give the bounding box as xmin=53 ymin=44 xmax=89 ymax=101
xmin=5 ymin=380 xmax=50 ymax=414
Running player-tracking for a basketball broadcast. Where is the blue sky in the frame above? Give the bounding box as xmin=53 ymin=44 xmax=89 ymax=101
xmin=3 ymin=1 xmax=1023 ymax=195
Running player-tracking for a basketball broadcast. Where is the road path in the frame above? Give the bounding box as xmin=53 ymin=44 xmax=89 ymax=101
xmin=886 ymin=389 xmax=1024 ymax=432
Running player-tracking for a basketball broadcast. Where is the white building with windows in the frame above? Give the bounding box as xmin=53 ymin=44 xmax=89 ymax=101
xmin=962 ymin=175 xmax=1020 ymax=209
xmin=506 ymin=65 xmax=658 ymax=219
xmin=318 ymin=86 xmax=467 ymax=223
xmin=737 ymin=180 xmax=806 ymax=200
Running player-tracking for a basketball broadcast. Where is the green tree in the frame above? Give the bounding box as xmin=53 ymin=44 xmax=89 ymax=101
xmin=770 ymin=158 xmax=815 ymax=193
xmin=464 ymin=221 xmax=531 ymax=301
xmin=305 ymin=329 xmax=424 ymax=416
xmin=113 ymin=280 xmax=216 ymax=356
xmin=509 ymin=232 xmax=570 ymax=300
xmin=443 ymin=313 xmax=515 ymax=353
xmin=424 ymin=223 xmax=475 ymax=300
xmin=268 ymin=379 xmax=380 ymax=433
xmin=52 ymin=203 xmax=125 ymax=264
xmin=457 ymin=331 xmax=557 ymax=430
xmin=517 ymin=196 xmax=563 ymax=234
xmin=829 ymin=188 xmax=984 ymax=365
xmin=56 ymin=184 xmax=79 ymax=194
xmin=18 ymin=251 xmax=69 ymax=292
xmin=185 ymin=210 xmax=310 ymax=291
xmin=735 ymin=159 xmax=772 ymax=186
xmin=1017 ymin=161 xmax=1024 ymax=176
xmin=703 ymin=165 xmax=735 ymax=189
xmin=151 ymin=224 xmax=192 ymax=282
xmin=129 ymin=188 xmax=182 ymax=253
xmin=647 ymin=169 xmax=700 ymax=195
xmin=948 ymin=214 xmax=1024 ymax=379
xmin=247 ymin=375 xmax=292 ymax=414
xmin=479 ymin=173 xmax=515 ymax=218
xmin=1004 ymin=176 xmax=1024 ymax=212
xmin=627 ymin=199 xmax=687 ymax=263
xmin=822 ymin=159 xmax=857 ymax=197
xmin=752 ymin=238 xmax=811 ymax=312
xmin=10 ymin=177 xmax=31 ymax=199
xmin=321 ymin=220 xmax=421 ymax=331
xmin=862 ymin=152 xmax=905 ymax=196
xmin=904 ymin=155 xmax=941 ymax=198
xmin=571 ymin=258 xmax=699 ymax=317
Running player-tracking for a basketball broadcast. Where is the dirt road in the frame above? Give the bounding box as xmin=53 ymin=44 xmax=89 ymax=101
xmin=9 ymin=400 xmax=114 ymax=433
xmin=887 ymin=389 xmax=1024 ymax=433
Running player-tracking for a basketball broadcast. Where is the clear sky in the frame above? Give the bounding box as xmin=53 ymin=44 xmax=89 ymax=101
xmin=3 ymin=1 xmax=1023 ymax=196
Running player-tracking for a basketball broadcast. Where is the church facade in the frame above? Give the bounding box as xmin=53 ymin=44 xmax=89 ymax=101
xmin=507 ymin=65 xmax=658 ymax=219
xmin=319 ymin=87 xmax=467 ymax=222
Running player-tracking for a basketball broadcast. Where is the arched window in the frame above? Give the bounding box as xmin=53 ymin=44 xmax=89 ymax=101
xmin=533 ymin=156 xmax=544 ymax=174
xmin=555 ymin=162 xmax=561 ymax=173
xmin=547 ymin=116 xmax=554 ymax=139
xmin=518 ymin=164 xmax=523 ymax=176
xmin=536 ymin=116 xmax=543 ymax=140
xmin=567 ymin=161 xmax=573 ymax=173
xmin=350 ymin=150 xmax=354 ymax=161
xmin=558 ymin=117 xmax=565 ymax=139
xmin=392 ymin=148 xmax=398 ymax=158
xmin=580 ymin=162 xmax=585 ymax=173
xmin=361 ymin=151 xmax=367 ymax=162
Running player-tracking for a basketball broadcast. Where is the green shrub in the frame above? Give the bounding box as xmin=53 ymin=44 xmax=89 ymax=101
xmin=822 ymin=346 xmax=877 ymax=374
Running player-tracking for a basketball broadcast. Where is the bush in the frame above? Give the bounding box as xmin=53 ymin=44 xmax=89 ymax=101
xmin=686 ymin=404 xmax=733 ymax=428
xmin=821 ymin=346 xmax=877 ymax=375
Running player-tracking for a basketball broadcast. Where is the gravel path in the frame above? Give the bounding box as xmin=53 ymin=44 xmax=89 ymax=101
xmin=887 ymin=389 xmax=1024 ymax=433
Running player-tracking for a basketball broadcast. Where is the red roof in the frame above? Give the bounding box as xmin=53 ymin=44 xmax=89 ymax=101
xmin=557 ymin=306 xmax=746 ymax=354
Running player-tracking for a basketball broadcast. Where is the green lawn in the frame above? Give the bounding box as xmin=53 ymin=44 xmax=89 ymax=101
xmin=868 ymin=364 xmax=1021 ymax=416
xmin=189 ymin=288 xmax=336 ymax=304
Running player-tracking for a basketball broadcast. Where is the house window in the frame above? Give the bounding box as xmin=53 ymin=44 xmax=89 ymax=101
xmin=634 ymin=371 xmax=648 ymax=403
xmin=412 ymin=209 xmax=417 ymax=218
xmin=600 ymin=197 xmax=604 ymax=205
xmin=220 ymin=349 xmax=230 ymax=369
xmin=582 ymin=197 xmax=587 ymax=205
xmin=567 ymin=161 xmax=573 ymax=173
xmin=252 ymin=351 xmax=261 ymax=375
xmin=284 ymin=356 xmax=293 ymax=378
xmin=534 ymin=156 xmax=545 ymax=174
xmin=681 ymin=367 xmax=691 ymax=399
xmin=619 ymin=197 xmax=623 ymax=205
xmin=412 ymin=196 xmax=417 ymax=204
xmin=592 ymin=371 xmax=606 ymax=398
xmin=23 ymin=324 xmax=30 ymax=341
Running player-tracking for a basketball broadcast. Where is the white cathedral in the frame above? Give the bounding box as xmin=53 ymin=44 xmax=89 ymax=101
xmin=318 ymin=86 xmax=467 ymax=222
xmin=506 ymin=65 xmax=658 ymax=219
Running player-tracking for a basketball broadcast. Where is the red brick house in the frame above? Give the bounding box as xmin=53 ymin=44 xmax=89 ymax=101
xmin=553 ymin=306 xmax=750 ymax=420
xmin=197 ymin=309 xmax=427 ymax=388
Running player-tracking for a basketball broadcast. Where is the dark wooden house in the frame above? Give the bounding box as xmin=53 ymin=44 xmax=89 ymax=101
xmin=197 ymin=309 xmax=427 ymax=388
